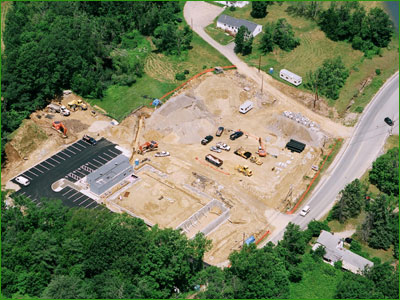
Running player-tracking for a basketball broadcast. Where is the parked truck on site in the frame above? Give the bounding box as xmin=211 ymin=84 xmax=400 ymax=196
xmin=205 ymin=154 xmax=223 ymax=167
xmin=47 ymin=103 xmax=70 ymax=116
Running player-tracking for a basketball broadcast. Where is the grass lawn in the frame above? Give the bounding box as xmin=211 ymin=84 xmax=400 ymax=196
xmin=289 ymin=254 xmax=343 ymax=299
xmin=216 ymin=2 xmax=399 ymax=117
xmin=205 ymin=24 xmax=235 ymax=45
xmin=384 ymin=134 xmax=399 ymax=152
xmin=87 ymin=2 xmax=231 ymax=121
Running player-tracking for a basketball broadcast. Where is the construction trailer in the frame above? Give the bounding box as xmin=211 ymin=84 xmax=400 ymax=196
xmin=279 ymin=69 xmax=302 ymax=86
xmin=87 ymin=155 xmax=134 ymax=195
xmin=286 ymin=139 xmax=306 ymax=153
xmin=205 ymin=154 xmax=223 ymax=167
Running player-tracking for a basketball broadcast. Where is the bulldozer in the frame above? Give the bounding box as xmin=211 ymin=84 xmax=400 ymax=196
xmin=52 ymin=121 xmax=68 ymax=138
xmin=137 ymin=140 xmax=158 ymax=155
xmin=257 ymin=137 xmax=267 ymax=157
xmin=234 ymin=147 xmax=252 ymax=159
xmin=235 ymin=165 xmax=253 ymax=177
xmin=68 ymin=99 xmax=87 ymax=111
xmin=250 ymin=155 xmax=263 ymax=165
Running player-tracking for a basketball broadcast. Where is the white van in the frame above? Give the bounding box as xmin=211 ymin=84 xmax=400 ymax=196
xmin=300 ymin=205 xmax=310 ymax=217
xmin=15 ymin=176 xmax=30 ymax=186
xmin=239 ymin=100 xmax=254 ymax=114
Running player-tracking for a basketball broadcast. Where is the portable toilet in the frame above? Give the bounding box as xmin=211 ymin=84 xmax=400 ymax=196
xmin=134 ymin=159 xmax=140 ymax=167
xmin=269 ymin=67 xmax=274 ymax=74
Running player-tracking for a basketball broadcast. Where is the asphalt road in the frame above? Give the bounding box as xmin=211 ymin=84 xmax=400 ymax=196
xmin=12 ymin=137 xmax=122 ymax=209
xmin=269 ymin=72 xmax=399 ymax=243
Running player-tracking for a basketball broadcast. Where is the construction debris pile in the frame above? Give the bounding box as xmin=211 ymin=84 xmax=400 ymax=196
xmin=282 ymin=111 xmax=320 ymax=131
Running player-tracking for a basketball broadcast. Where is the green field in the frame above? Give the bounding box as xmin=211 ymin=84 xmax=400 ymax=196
xmin=87 ymin=3 xmax=231 ymax=121
xmin=217 ymin=2 xmax=399 ymax=116
xmin=205 ymin=23 xmax=235 ymax=45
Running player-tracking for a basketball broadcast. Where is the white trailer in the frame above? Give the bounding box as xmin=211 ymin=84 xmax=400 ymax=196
xmin=279 ymin=69 xmax=302 ymax=86
xmin=239 ymin=100 xmax=254 ymax=114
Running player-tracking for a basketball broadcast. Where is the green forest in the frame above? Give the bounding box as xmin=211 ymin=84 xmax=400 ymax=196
xmin=1 ymin=1 xmax=191 ymax=161
xmin=2 ymin=191 xmax=398 ymax=299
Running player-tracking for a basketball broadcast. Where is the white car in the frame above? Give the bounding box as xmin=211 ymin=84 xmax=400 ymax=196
xmin=15 ymin=176 xmax=30 ymax=186
xmin=300 ymin=205 xmax=310 ymax=217
xmin=60 ymin=106 xmax=70 ymax=116
xmin=210 ymin=146 xmax=222 ymax=153
xmin=216 ymin=142 xmax=230 ymax=151
xmin=155 ymin=151 xmax=170 ymax=157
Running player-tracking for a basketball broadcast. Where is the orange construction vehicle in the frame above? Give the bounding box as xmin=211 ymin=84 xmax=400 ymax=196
xmin=137 ymin=140 xmax=158 ymax=155
xmin=52 ymin=121 xmax=68 ymax=138
xmin=257 ymin=137 xmax=267 ymax=157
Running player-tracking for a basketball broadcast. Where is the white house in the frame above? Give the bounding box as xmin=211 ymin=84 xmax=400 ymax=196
xmin=215 ymin=1 xmax=249 ymax=8
xmin=313 ymin=230 xmax=374 ymax=274
xmin=216 ymin=14 xmax=262 ymax=37
xmin=279 ymin=69 xmax=302 ymax=86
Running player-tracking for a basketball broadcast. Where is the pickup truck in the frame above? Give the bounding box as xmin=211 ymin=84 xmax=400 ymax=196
xmin=47 ymin=104 xmax=70 ymax=116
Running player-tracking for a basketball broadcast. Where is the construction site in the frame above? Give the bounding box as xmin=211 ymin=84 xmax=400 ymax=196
xmin=2 ymin=68 xmax=351 ymax=266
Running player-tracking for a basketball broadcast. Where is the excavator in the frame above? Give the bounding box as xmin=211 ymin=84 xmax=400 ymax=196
xmin=234 ymin=147 xmax=252 ymax=159
xmin=235 ymin=165 xmax=253 ymax=177
xmin=68 ymin=99 xmax=87 ymax=111
xmin=52 ymin=121 xmax=68 ymax=138
xmin=256 ymin=137 xmax=267 ymax=157
xmin=137 ymin=140 xmax=158 ymax=155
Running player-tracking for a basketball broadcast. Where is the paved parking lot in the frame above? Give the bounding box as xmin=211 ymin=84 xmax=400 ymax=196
xmin=11 ymin=137 xmax=122 ymax=210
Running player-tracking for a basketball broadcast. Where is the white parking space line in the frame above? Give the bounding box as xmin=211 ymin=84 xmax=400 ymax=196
xmin=102 ymin=152 xmax=114 ymax=159
xmin=19 ymin=191 xmax=26 ymax=196
xmin=55 ymin=153 xmax=66 ymax=160
xmin=68 ymin=191 xmax=79 ymax=199
xmin=80 ymin=140 xmax=91 ymax=146
xmin=39 ymin=164 xmax=50 ymax=170
xmin=75 ymin=141 xmax=87 ymax=149
xmin=93 ymin=158 xmax=104 ymax=165
xmin=26 ymin=170 xmax=39 ymax=177
xmin=70 ymin=145 xmax=81 ymax=152
xmin=60 ymin=151 xmax=71 ymax=158
xmin=97 ymin=156 xmax=108 ymax=163
xmin=62 ymin=188 xmax=73 ymax=196
xmin=79 ymin=198 xmax=91 ymax=205
xmin=108 ymin=149 xmax=119 ymax=156
xmin=32 ymin=198 xmax=38 ymax=203
xmin=22 ymin=174 xmax=32 ymax=180
xmin=75 ymin=170 xmax=86 ymax=177
xmin=93 ymin=205 xmax=99 ymax=209
xmin=33 ymin=167 xmax=44 ymax=174
xmin=48 ymin=157 xmax=59 ymax=164
xmin=43 ymin=160 xmax=55 ymax=168
xmin=85 ymin=201 xmax=95 ymax=208
xmin=73 ymin=194 xmax=85 ymax=202
xmin=65 ymin=148 xmax=76 ymax=155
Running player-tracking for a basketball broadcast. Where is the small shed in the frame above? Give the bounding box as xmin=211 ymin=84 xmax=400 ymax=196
xmin=279 ymin=69 xmax=302 ymax=86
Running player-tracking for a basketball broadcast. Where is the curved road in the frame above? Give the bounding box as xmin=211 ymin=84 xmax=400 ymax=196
xmin=184 ymin=1 xmax=399 ymax=243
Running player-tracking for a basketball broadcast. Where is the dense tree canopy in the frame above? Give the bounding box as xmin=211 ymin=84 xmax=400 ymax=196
xmin=369 ymin=147 xmax=399 ymax=196
xmin=234 ymin=26 xmax=253 ymax=56
xmin=250 ymin=1 xmax=272 ymax=19
xmin=273 ymin=18 xmax=300 ymax=51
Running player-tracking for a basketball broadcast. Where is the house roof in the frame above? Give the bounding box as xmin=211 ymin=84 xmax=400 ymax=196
xmin=217 ymin=14 xmax=259 ymax=33
xmin=87 ymin=154 xmax=132 ymax=186
xmin=315 ymin=230 xmax=374 ymax=273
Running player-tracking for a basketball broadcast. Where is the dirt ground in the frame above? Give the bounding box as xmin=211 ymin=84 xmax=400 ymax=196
xmin=2 ymin=70 xmax=348 ymax=266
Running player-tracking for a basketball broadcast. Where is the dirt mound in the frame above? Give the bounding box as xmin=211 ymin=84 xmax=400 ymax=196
xmin=145 ymin=94 xmax=216 ymax=144
xmin=62 ymin=119 xmax=89 ymax=133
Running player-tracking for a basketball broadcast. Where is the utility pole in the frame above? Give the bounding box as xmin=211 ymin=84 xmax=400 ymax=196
xmin=261 ymin=75 xmax=264 ymax=93
xmin=258 ymin=55 xmax=261 ymax=73
xmin=313 ymin=71 xmax=319 ymax=110
xmin=191 ymin=18 xmax=193 ymax=28
xmin=243 ymin=232 xmax=245 ymax=246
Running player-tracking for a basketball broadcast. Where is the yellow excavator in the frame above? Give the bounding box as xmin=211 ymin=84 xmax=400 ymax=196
xmin=235 ymin=165 xmax=253 ymax=177
xmin=250 ymin=155 xmax=263 ymax=165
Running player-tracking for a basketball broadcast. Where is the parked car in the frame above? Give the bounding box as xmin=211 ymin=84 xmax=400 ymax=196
xmin=83 ymin=134 xmax=97 ymax=145
xmin=155 ymin=151 xmax=170 ymax=157
xmin=230 ymin=130 xmax=243 ymax=140
xmin=384 ymin=117 xmax=393 ymax=126
xmin=299 ymin=205 xmax=310 ymax=217
xmin=216 ymin=126 xmax=224 ymax=137
xmin=216 ymin=142 xmax=230 ymax=151
xmin=210 ymin=146 xmax=222 ymax=153
xmin=15 ymin=176 xmax=30 ymax=186
xmin=201 ymin=135 xmax=213 ymax=145
xmin=345 ymin=237 xmax=353 ymax=244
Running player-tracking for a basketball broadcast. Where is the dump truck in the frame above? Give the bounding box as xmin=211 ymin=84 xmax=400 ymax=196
xmin=234 ymin=147 xmax=252 ymax=159
xmin=137 ymin=141 xmax=158 ymax=155
xmin=68 ymin=99 xmax=87 ymax=111
xmin=235 ymin=165 xmax=253 ymax=177
xmin=52 ymin=121 xmax=68 ymax=138
xmin=46 ymin=103 xmax=70 ymax=116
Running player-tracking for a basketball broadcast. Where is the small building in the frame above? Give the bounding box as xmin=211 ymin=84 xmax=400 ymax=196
xmin=279 ymin=69 xmax=302 ymax=86
xmin=239 ymin=100 xmax=254 ymax=114
xmin=87 ymin=155 xmax=134 ymax=195
xmin=286 ymin=139 xmax=305 ymax=153
xmin=215 ymin=1 xmax=249 ymax=8
xmin=313 ymin=230 xmax=374 ymax=274
xmin=217 ymin=14 xmax=262 ymax=37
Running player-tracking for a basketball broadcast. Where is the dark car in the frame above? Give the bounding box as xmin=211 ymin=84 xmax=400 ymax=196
xmin=216 ymin=126 xmax=224 ymax=137
xmin=344 ymin=237 xmax=353 ymax=244
xmin=230 ymin=130 xmax=244 ymax=140
xmin=384 ymin=117 xmax=393 ymax=126
xmin=83 ymin=134 xmax=97 ymax=145
xmin=201 ymin=135 xmax=213 ymax=145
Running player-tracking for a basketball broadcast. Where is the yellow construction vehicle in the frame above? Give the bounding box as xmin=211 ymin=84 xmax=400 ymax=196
xmin=68 ymin=99 xmax=87 ymax=111
xmin=250 ymin=155 xmax=263 ymax=165
xmin=234 ymin=147 xmax=252 ymax=159
xmin=235 ymin=165 xmax=253 ymax=177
